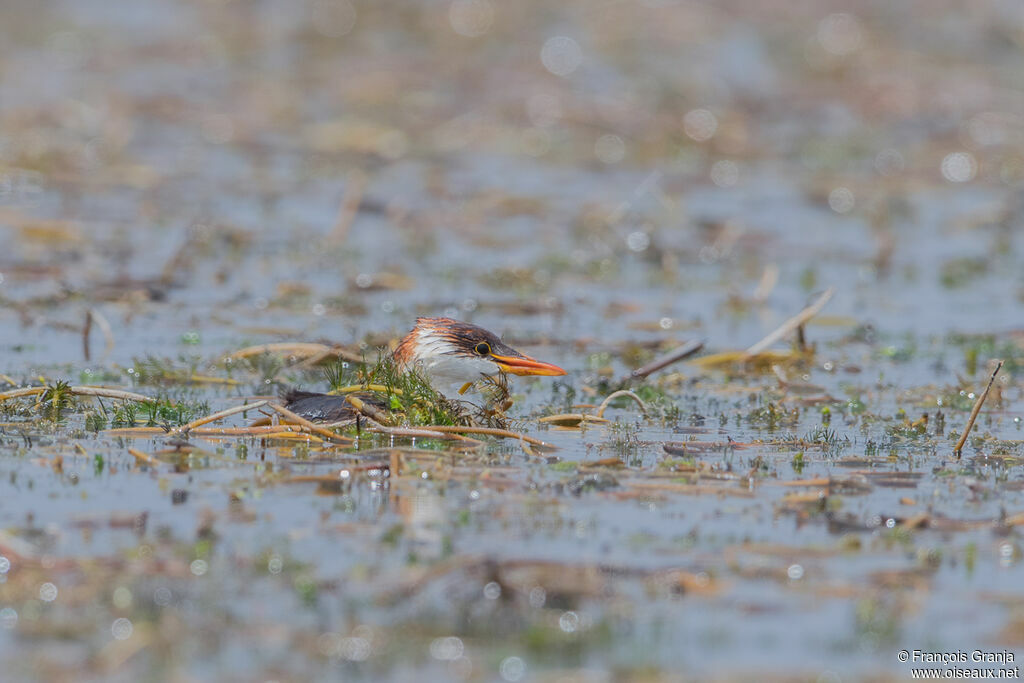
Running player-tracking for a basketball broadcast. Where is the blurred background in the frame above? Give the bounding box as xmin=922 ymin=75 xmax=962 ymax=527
xmin=1 ymin=0 xmax=1024 ymax=680
xmin=2 ymin=0 xmax=1023 ymax=358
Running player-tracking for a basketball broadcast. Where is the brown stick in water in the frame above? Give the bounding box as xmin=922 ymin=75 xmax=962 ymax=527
xmin=954 ymin=360 xmax=1004 ymax=457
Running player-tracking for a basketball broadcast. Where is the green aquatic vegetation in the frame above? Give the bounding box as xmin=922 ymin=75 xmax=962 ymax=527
xmin=965 ymin=346 xmax=979 ymax=376
xmin=854 ymin=597 xmax=903 ymax=650
xmin=940 ymin=256 xmax=988 ymax=289
xmin=745 ymin=401 xmax=799 ymax=431
xmin=603 ymin=421 xmax=642 ymax=461
xmin=292 ymin=574 xmax=319 ymax=607
xmin=880 ymin=525 xmax=914 ymax=550
xmin=661 ymin=456 xmax=697 ymax=470
xmin=629 ymin=383 xmax=682 ymax=421
xmin=548 ymin=381 xmax=577 ymax=413
xmin=935 ymin=389 xmax=977 ymax=412
xmin=799 ymin=266 xmax=818 ymax=292
xmin=584 ymin=352 xmax=614 ymax=373
xmin=879 ymin=342 xmax=916 ymax=363
xmin=363 ymin=354 xmax=464 ymax=426
xmin=105 ymin=395 xmax=206 ymax=428
xmin=946 ymin=334 xmax=1022 ymax=376
xmin=129 ymin=354 xmax=211 ymax=385
xmin=619 ymin=343 xmax=655 ymax=371
xmin=129 ymin=355 xmax=178 ymax=385
xmin=380 ymin=523 xmax=404 ymax=545
xmin=747 ymin=454 xmax=771 ymax=475
xmin=40 ymin=380 xmax=75 ymax=420
xmin=110 ymin=401 xmax=137 ymax=428
xmin=323 ymin=357 xmax=358 ymax=393
xmin=885 ymin=414 xmax=930 ymax=440
xmin=791 ymin=451 xmax=805 ymax=473
xmin=84 ymin=411 xmax=106 ymax=432
xmin=141 ymin=397 xmax=209 ymax=427
xmin=78 ymin=367 xmax=123 ymax=384
xmin=803 ymin=425 xmax=841 ymax=446
xmin=845 ymin=397 xmax=867 ymax=415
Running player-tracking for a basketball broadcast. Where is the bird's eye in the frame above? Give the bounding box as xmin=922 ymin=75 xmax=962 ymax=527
xmin=474 ymin=342 xmax=490 ymax=356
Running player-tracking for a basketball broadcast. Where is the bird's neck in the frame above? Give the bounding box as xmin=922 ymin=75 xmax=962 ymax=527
xmin=392 ymin=327 xmax=494 ymax=397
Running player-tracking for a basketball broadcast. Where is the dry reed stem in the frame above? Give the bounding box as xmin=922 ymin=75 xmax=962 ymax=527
xmin=369 ymin=424 xmax=482 ymax=444
xmin=127 ymin=448 xmax=160 ymax=467
xmin=628 ymin=339 xmax=704 ymax=380
xmin=176 ymin=400 xmax=269 ymax=433
xmin=624 ymin=480 xmax=756 ymax=498
xmin=267 ymin=402 xmax=355 ymax=444
xmin=414 ymin=425 xmax=555 ymax=449
xmin=345 ymin=394 xmax=391 ymax=424
xmin=954 ymin=360 xmax=1004 ymax=457
xmin=538 ymin=413 xmax=610 ymax=426
xmin=106 ymin=424 xmax=350 ymax=438
xmin=744 ymin=287 xmax=834 ymax=357
xmin=182 ymin=375 xmax=241 ymax=385
xmin=596 ymin=390 xmax=647 ymax=418
xmin=0 ymin=386 xmax=155 ymax=403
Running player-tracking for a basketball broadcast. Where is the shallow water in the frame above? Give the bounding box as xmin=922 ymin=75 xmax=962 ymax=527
xmin=1 ymin=0 xmax=1024 ymax=680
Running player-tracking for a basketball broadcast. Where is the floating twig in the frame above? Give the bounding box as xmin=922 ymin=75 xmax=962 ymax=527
xmin=538 ymin=413 xmax=611 ymax=427
xmin=182 ymin=374 xmax=240 ymax=385
xmin=267 ymin=402 xmax=355 ymax=444
xmin=345 ymin=394 xmax=391 ymax=425
xmin=627 ymin=339 xmax=704 ymax=380
xmin=744 ymin=287 xmax=834 ymax=357
xmin=537 ymin=390 xmax=646 ymax=429
xmin=596 ymin=390 xmax=647 ymax=418
xmin=107 ymin=425 xmax=320 ymax=438
xmin=351 ymin=414 xmax=481 ymax=444
xmin=370 ymin=424 xmax=482 ymax=444
xmin=954 ymin=360 xmax=1004 ymax=457
xmin=623 ymin=479 xmax=756 ymax=498
xmin=415 ymin=425 xmax=556 ymax=449
xmin=0 ymin=386 xmax=155 ymax=404
xmin=175 ymin=400 xmax=269 ymax=433
xmin=127 ymin=448 xmax=161 ymax=468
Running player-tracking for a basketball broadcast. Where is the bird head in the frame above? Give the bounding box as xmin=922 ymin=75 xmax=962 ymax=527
xmin=394 ymin=317 xmax=566 ymax=393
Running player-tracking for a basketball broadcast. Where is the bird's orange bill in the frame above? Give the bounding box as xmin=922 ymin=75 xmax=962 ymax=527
xmin=492 ymin=353 xmax=567 ymax=376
